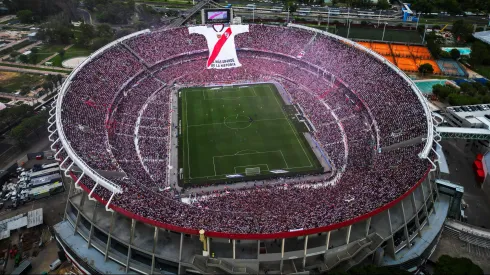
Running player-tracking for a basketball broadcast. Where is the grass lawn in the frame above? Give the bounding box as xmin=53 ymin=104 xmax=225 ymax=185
xmin=48 ymin=45 xmax=93 ymax=67
xmin=31 ymin=44 xmax=67 ymax=64
xmin=474 ymin=65 xmax=490 ymax=79
xmin=0 ymin=72 xmax=45 ymax=93
xmin=178 ymin=83 xmax=322 ymax=185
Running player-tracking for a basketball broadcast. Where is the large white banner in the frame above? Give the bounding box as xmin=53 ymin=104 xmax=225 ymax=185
xmin=189 ymin=25 xmax=249 ymax=69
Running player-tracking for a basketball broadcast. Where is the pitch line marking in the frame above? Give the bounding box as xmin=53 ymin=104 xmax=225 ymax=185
xmin=234 ymin=164 xmax=270 ymax=174
xmin=235 ymin=149 xmax=259 ymax=155
xmin=268 ymin=86 xmax=313 ymax=168
xmin=213 ymin=157 xmax=217 ymax=176
xmin=250 ymin=86 xmax=258 ymax=96
xmin=184 ymin=89 xmax=192 ymax=179
xmin=214 ymin=150 xmax=283 ymax=158
xmin=279 ymin=150 xmax=289 ymax=168
xmin=187 ymin=117 xmax=286 ymax=127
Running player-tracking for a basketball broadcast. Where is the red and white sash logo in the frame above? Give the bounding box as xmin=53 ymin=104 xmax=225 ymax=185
xmin=189 ymin=25 xmax=249 ymax=69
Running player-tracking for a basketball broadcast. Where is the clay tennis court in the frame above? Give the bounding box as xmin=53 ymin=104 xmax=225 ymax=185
xmin=409 ymin=46 xmax=432 ymax=59
xmin=391 ymin=44 xmax=411 ymax=57
xmin=370 ymin=42 xmax=392 ymax=56
xmin=354 ymin=41 xmax=441 ymax=74
xmin=395 ymin=57 xmax=418 ymax=72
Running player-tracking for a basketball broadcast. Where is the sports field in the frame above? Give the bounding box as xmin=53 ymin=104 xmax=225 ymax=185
xmin=178 ymin=83 xmax=322 ymax=185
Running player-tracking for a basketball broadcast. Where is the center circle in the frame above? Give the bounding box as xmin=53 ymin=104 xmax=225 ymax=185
xmin=223 ymin=115 xmax=253 ymax=129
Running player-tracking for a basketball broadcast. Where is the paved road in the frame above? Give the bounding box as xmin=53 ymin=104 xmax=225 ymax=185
xmin=77 ymin=8 xmax=93 ymax=25
xmin=441 ymin=140 xmax=490 ymax=229
xmin=0 ymin=65 xmax=68 ymax=76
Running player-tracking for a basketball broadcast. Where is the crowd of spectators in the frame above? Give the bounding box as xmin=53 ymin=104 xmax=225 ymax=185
xmin=58 ymin=25 xmax=431 ymax=234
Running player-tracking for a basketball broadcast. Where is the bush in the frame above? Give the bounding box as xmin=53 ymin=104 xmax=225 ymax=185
xmin=418 ymin=63 xmax=434 ymax=74
xmin=434 ymin=255 xmax=483 ymax=275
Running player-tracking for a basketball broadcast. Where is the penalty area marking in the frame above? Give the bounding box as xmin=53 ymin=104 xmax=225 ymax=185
xmin=234 ymin=164 xmax=270 ymax=174
xmin=213 ymin=150 xmax=289 ymax=176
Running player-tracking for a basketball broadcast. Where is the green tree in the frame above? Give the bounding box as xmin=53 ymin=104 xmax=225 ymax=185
xmin=19 ymin=85 xmax=30 ymax=96
xmin=376 ymin=0 xmax=391 ymax=10
xmin=418 ymin=63 xmax=434 ymax=75
xmin=470 ymin=41 xmax=490 ymax=66
xmin=94 ymin=0 xmax=135 ymax=24
xmin=96 ymin=24 xmax=114 ymax=39
xmin=18 ymin=54 xmax=28 ymax=63
xmin=9 ymin=111 xmax=48 ymax=147
xmin=411 ymin=0 xmax=433 ymax=14
xmin=450 ymin=48 xmax=461 ymax=60
xmin=29 ymin=47 xmax=39 ymax=64
xmin=9 ymin=122 xmax=30 ymax=148
xmin=77 ymin=22 xmax=96 ymax=47
xmin=9 ymin=51 xmax=20 ymax=58
xmin=58 ymin=49 xmax=65 ymax=59
xmin=452 ymin=20 xmax=473 ymax=43
xmin=443 ymin=0 xmax=462 ymax=15
xmin=91 ymin=37 xmax=112 ymax=51
xmin=16 ymin=9 xmax=33 ymax=23
xmin=434 ymin=255 xmax=483 ymax=275
xmin=426 ymin=35 xmax=442 ymax=59
xmin=37 ymin=14 xmax=74 ymax=44
xmin=432 ymin=84 xmax=457 ymax=100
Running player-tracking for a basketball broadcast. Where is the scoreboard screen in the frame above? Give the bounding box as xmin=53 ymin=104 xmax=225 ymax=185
xmin=204 ymin=9 xmax=231 ymax=24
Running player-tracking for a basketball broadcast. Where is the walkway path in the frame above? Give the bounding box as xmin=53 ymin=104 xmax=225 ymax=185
xmin=0 ymin=65 xmax=68 ymax=76
xmin=462 ymin=64 xmax=485 ymax=79
xmin=0 ymin=61 xmax=72 ymax=71
xmin=37 ymin=44 xmax=74 ymax=66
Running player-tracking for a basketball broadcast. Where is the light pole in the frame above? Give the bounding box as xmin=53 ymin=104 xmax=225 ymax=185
xmin=422 ymin=21 xmax=427 ymax=44
xmin=346 ymin=8 xmax=351 ymax=38
xmin=382 ymin=22 xmax=387 ymax=41
xmin=415 ymin=12 xmax=421 ymax=29
xmin=287 ymin=7 xmax=290 ymax=23
xmin=327 ymin=10 xmax=331 ymax=32
xmin=253 ymin=7 xmax=255 ymax=23
xmin=377 ymin=10 xmax=381 ymax=27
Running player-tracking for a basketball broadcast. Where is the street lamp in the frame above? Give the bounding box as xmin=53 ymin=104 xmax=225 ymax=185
xmin=377 ymin=10 xmax=381 ymax=27
xmin=382 ymin=22 xmax=388 ymax=41
xmin=415 ymin=12 xmax=422 ymax=29
xmin=287 ymin=7 xmax=290 ymax=23
xmin=346 ymin=8 xmax=351 ymax=38
xmin=327 ymin=8 xmax=330 ymax=32
xmin=422 ymin=21 xmax=427 ymax=44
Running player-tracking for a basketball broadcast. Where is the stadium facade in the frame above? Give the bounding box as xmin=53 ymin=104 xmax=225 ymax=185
xmin=49 ymin=22 xmax=448 ymax=274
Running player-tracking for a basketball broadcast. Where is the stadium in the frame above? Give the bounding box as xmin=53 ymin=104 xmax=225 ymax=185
xmin=49 ymin=13 xmax=447 ymax=274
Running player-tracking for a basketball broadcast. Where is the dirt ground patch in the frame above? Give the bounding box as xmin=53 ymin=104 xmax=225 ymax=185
xmin=0 ymin=71 xmax=19 ymax=81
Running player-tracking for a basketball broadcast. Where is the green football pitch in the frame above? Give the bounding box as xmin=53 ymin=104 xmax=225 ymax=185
xmin=178 ymin=83 xmax=322 ymax=185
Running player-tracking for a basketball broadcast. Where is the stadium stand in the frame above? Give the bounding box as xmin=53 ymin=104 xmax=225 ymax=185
xmin=54 ymin=24 xmax=433 ymax=235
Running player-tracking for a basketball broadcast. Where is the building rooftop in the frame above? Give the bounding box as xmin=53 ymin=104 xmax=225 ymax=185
xmin=474 ymin=31 xmax=490 ymax=45
xmin=446 ymin=104 xmax=490 ymax=128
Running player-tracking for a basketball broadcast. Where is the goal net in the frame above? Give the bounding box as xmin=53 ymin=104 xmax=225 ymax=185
xmin=245 ymin=167 xmax=261 ymax=176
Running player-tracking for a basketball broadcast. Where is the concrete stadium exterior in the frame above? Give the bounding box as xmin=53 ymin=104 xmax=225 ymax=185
xmin=49 ymin=24 xmax=448 ymax=274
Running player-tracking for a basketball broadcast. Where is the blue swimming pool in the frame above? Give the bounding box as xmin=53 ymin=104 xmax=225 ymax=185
xmin=441 ymin=47 xmax=471 ymax=55
xmin=414 ymin=79 xmax=452 ymax=94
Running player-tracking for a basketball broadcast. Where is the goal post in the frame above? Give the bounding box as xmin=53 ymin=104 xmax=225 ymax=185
xmin=245 ymin=167 xmax=261 ymax=175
